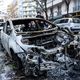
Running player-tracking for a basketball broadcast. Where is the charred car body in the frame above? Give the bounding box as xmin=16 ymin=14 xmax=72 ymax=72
xmin=1 ymin=18 xmax=73 ymax=76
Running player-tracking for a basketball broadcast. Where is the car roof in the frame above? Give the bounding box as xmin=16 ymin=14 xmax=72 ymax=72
xmin=8 ymin=18 xmax=50 ymax=23
xmin=7 ymin=18 xmax=55 ymax=26
xmin=55 ymin=17 xmax=80 ymax=20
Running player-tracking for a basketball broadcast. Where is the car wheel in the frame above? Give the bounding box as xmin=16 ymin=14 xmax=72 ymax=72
xmin=10 ymin=49 xmax=23 ymax=70
xmin=24 ymin=64 xmax=32 ymax=76
xmin=32 ymin=66 xmax=39 ymax=77
xmin=25 ymin=63 xmax=39 ymax=77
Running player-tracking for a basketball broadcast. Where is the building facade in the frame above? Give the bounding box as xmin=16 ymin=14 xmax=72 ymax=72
xmin=22 ymin=0 xmax=37 ymax=18
xmin=17 ymin=0 xmax=23 ymax=18
xmin=7 ymin=0 xmax=37 ymax=18
xmin=46 ymin=0 xmax=80 ymax=20
xmin=0 ymin=0 xmax=7 ymax=19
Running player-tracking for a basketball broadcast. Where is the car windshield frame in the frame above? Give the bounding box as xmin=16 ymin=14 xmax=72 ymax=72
xmin=11 ymin=18 xmax=56 ymax=33
xmin=54 ymin=19 xmax=68 ymax=24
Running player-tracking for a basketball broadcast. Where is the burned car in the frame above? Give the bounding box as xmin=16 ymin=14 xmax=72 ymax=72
xmin=1 ymin=18 xmax=73 ymax=76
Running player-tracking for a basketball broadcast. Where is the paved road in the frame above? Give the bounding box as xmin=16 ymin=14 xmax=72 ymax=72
xmin=0 ymin=44 xmax=80 ymax=80
xmin=0 ymin=44 xmax=48 ymax=80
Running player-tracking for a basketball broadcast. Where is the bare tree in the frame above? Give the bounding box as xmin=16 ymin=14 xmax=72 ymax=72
xmin=34 ymin=0 xmax=48 ymax=20
xmin=64 ymin=0 xmax=71 ymax=15
xmin=50 ymin=0 xmax=54 ymax=19
xmin=43 ymin=0 xmax=48 ymax=20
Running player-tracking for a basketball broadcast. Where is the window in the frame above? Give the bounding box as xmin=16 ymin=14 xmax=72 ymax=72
xmin=59 ymin=19 xmax=68 ymax=23
xmin=74 ymin=0 xmax=80 ymax=7
xmin=6 ymin=21 xmax=12 ymax=35
xmin=72 ymin=18 xmax=80 ymax=23
xmin=54 ymin=20 xmax=60 ymax=24
xmin=0 ymin=19 xmax=4 ymax=22
xmin=54 ymin=19 xmax=68 ymax=24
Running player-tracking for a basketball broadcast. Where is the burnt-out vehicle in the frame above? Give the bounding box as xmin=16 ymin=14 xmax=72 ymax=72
xmin=1 ymin=18 xmax=73 ymax=76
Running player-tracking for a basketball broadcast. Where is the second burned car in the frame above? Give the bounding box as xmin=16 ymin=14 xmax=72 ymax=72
xmin=1 ymin=18 xmax=73 ymax=76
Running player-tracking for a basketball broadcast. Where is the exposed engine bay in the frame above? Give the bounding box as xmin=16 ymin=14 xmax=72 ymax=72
xmin=20 ymin=29 xmax=73 ymax=49
xmin=16 ymin=27 xmax=75 ymax=76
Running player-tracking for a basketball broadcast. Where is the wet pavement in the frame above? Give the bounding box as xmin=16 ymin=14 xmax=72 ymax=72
xmin=0 ymin=45 xmax=80 ymax=80
xmin=0 ymin=51 xmax=15 ymax=80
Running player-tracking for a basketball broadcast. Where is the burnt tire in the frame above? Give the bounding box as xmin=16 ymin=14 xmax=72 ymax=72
xmin=25 ymin=64 xmax=47 ymax=77
xmin=25 ymin=63 xmax=39 ymax=77
xmin=10 ymin=49 xmax=23 ymax=70
xmin=24 ymin=64 xmax=32 ymax=76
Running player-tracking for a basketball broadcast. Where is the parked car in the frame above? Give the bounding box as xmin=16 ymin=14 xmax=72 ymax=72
xmin=53 ymin=18 xmax=80 ymax=33
xmin=1 ymin=18 xmax=73 ymax=76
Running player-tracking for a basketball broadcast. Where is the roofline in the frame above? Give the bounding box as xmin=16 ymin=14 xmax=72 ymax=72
xmin=54 ymin=17 xmax=80 ymax=20
xmin=8 ymin=18 xmax=44 ymax=21
xmin=7 ymin=18 xmax=53 ymax=25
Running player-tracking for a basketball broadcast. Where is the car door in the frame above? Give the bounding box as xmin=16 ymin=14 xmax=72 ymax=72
xmin=1 ymin=21 xmax=12 ymax=53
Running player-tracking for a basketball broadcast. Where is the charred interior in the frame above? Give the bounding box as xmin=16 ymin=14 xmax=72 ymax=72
xmin=21 ymin=29 xmax=72 ymax=50
xmin=21 ymin=33 xmax=57 ymax=49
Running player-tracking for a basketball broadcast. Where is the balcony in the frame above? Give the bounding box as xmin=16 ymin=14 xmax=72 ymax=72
xmin=49 ymin=11 xmax=62 ymax=21
xmin=73 ymin=6 xmax=80 ymax=12
xmin=47 ymin=0 xmax=63 ymax=8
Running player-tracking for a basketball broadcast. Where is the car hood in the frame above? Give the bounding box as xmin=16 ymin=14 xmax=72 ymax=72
xmin=16 ymin=27 xmax=73 ymax=54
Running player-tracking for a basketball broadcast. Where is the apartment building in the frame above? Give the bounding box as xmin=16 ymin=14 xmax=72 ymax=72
xmin=0 ymin=0 xmax=7 ymax=19
xmin=22 ymin=0 xmax=37 ymax=18
xmin=46 ymin=0 xmax=80 ymax=20
xmin=17 ymin=0 xmax=23 ymax=18
xmin=7 ymin=0 xmax=37 ymax=18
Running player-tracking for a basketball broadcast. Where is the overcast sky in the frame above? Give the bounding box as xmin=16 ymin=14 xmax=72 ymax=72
xmin=0 ymin=0 xmax=13 ymax=13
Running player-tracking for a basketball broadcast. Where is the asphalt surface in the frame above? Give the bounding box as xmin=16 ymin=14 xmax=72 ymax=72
xmin=0 ymin=44 xmax=48 ymax=80
xmin=0 ymin=43 xmax=80 ymax=80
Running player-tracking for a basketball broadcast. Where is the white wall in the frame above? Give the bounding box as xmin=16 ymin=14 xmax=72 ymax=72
xmin=47 ymin=0 xmax=63 ymax=8
xmin=61 ymin=3 xmax=67 ymax=15
xmin=47 ymin=0 xmax=76 ymax=18
xmin=69 ymin=0 xmax=74 ymax=13
xmin=61 ymin=0 xmax=75 ymax=14
xmin=53 ymin=7 xmax=58 ymax=16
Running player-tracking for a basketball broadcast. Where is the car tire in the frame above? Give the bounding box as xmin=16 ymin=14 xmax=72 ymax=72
xmin=25 ymin=63 xmax=39 ymax=77
xmin=24 ymin=64 xmax=33 ymax=76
